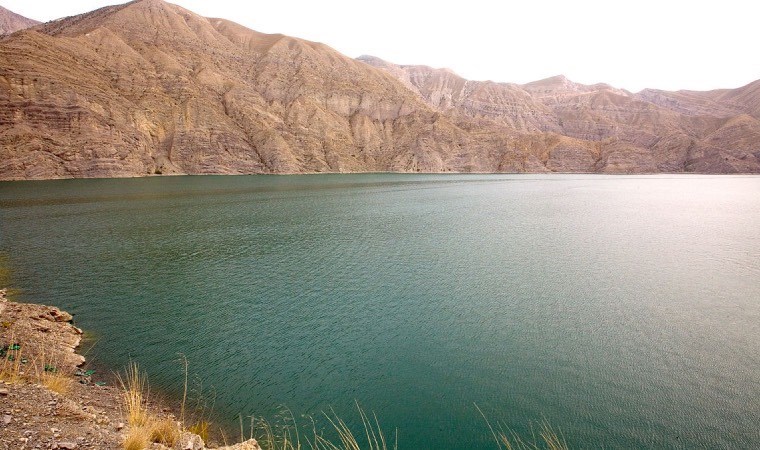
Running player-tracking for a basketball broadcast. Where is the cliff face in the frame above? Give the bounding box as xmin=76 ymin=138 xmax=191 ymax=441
xmin=0 ymin=0 xmax=758 ymax=180
xmin=0 ymin=5 xmax=39 ymax=36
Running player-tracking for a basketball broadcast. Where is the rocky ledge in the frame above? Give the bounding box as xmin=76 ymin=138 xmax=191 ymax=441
xmin=0 ymin=289 xmax=260 ymax=450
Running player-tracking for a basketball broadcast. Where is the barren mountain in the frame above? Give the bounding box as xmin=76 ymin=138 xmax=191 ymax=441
xmin=359 ymin=56 xmax=760 ymax=174
xmin=0 ymin=0 xmax=758 ymax=180
xmin=0 ymin=5 xmax=39 ymax=36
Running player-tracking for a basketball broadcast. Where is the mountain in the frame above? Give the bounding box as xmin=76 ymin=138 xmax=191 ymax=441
xmin=0 ymin=0 xmax=758 ymax=180
xmin=0 ymin=5 xmax=39 ymax=35
xmin=359 ymin=56 xmax=760 ymax=174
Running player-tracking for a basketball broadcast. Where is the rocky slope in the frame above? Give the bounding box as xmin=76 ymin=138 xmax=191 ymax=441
xmin=0 ymin=289 xmax=261 ymax=449
xmin=359 ymin=57 xmax=760 ymax=174
xmin=0 ymin=6 xmax=39 ymax=36
xmin=0 ymin=0 xmax=758 ymax=180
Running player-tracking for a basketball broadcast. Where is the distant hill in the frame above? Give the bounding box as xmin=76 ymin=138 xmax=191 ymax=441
xmin=0 ymin=5 xmax=39 ymax=36
xmin=0 ymin=0 xmax=758 ymax=180
xmin=359 ymin=56 xmax=760 ymax=174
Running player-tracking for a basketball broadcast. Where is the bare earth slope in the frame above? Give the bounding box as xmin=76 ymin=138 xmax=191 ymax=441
xmin=0 ymin=5 xmax=39 ymax=36
xmin=0 ymin=0 xmax=758 ymax=179
xmin=359 ymin=57 xmax=760 ymax=174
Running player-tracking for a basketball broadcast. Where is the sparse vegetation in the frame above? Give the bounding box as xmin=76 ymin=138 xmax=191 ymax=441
xmin=123 ymin=425 xmax=150 ymax=450
xmin=476 ymin=404 xmax=568 ymax=450
xmin=248 ymin=403 xmax=397 ymax=450
xmin=1 ymin=296 xmax=570 ymax=450
xmin=40 ymin=370 xmax=72 ymax=394
xmin=0 ymin=339 xmax=25 ymax=384
xmin=188 ymin=420 xmax=210 ymax=442
xmin=114 ymin=364 xmax=567 ymax=450
xmin=150 ymin=416 xmax=182 ymax=446
xmin=118 ymin=362 xmax=184 ymax=449
xmin=118 ymin=361 xmax=151 ymax=428
xmin=32 ymin=346 xmax=73 ymax=395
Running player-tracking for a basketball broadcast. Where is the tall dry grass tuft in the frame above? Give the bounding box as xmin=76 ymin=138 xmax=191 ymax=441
xmin=188 ymin=420 xmax=210 ymax=442
xmin=476 ymin=404 xmax=568 ymax=450
xmin=118 ymin=362 xmax=150 ymax=427
xmin=150 ymin=416 xmax=181 ymax=446
xmin=180 ymin=354 xmax=218 ymax=444
xmin=320 ymin=404 xmax=395 ymax=450
xmin=117 ymin=362 xmax=183 ymax=449
xmin=123 ymin=426 xmax=150 ymax=450
xmin=251 ymin=403 xmax=397 ymax=450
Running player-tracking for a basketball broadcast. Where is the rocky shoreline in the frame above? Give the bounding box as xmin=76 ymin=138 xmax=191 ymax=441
xmin=0 ymin=289 xmax=259 ymax=450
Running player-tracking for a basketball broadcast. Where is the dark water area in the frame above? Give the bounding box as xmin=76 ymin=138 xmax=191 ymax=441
xmin=1 ymin=174 xmax=759 ymax=449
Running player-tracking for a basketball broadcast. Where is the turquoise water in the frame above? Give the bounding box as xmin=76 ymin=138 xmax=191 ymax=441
xmin=1 ymin=174 xmax=759 ymax=448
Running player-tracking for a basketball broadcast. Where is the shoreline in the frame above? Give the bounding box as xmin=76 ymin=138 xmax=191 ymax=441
xmin=0 ymin=289 xmax=260 ymax=450
xmin=2 ymin=171 xmax=760 ymax=183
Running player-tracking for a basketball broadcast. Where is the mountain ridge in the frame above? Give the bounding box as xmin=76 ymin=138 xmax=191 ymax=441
xmin=0 ymin=5 xmax=39 ymax=36
xmin=0 ymin=0 xmax=758 ymax=180
xmin=359 ymin=55 xmax=760 ymax=174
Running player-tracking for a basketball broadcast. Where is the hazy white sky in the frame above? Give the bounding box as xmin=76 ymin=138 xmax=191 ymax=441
xmin=4 ymin=0 xmax=759 ymax=92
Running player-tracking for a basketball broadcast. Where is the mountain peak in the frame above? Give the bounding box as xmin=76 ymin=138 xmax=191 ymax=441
xmin=357 ymin=55 xmax=395 ymax=69
xmin=0 ymin=5 xmax=40 ymax=35
xmin=357 ymin=54 xmax=384 ymax=63
xmin=36 ymin=0 xmax=225 ymax=46
xmin=123 ymin=0 xmax=176 ymax=11
xmin=523 ymin=74 xmax=572 ymax=88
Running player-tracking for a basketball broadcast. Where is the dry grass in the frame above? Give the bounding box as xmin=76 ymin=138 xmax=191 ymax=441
xmin=31 ymin=349 xmax=73 ymax=395
xmin=118 ymin=362 xmax=150 ymax=427
xmin=0 ymin=334 xmax=74 ymax=395
xmin=188 ymin=420 xmax=210 ymax=442
xmin=150 ymin=416 xmax=181 ymax=446
xmin=123 ymin=425 xmax=150 ymax=450
xmin=118 ymin=362 xmax=183 ymax=449
xmin=41 ymin=371 xmax=72 ymax=394
xmin=0 ymin=338 xmax=25 ymax=384
xmin=112 ymin=361 xmax=566 ymax=450
xmin=251 ymin=403 xmax=397 ymax=450
xmin=476 ymin=404 xmax=568 ymax=450
xmin=181 ymin=355 xmax=218 ymax=444
xmin=491 ymin=423 xmax=568 ymax=450
xmin=320 ymin=405 xmax=394 ymax=450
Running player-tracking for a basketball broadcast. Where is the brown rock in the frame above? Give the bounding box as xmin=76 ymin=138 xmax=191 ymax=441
xmin=51 ymin=309 xmax=74 ymax=323
xmin=217 ymin=438 xmax=263 ymax=450
xmin=54 ymin=442 xmax=78 ymax=450
xmin=179 ymin=431 xmax=204 ymax=450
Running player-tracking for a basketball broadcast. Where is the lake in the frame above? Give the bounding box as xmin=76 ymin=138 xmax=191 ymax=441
xmin=1 ymin=174 xmax=759 ymax=448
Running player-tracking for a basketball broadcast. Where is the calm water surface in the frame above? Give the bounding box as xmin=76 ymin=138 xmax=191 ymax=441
xmin=1 ymin=174 xmax=759 ymax=449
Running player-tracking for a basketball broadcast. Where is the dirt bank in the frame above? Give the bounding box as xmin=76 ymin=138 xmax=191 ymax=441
xmin=0 ymin=289 xmax=259 ymax=450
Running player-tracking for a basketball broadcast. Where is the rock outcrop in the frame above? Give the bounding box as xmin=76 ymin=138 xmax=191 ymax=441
xmin=0 ymin=0 xmax=758 ymax=180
